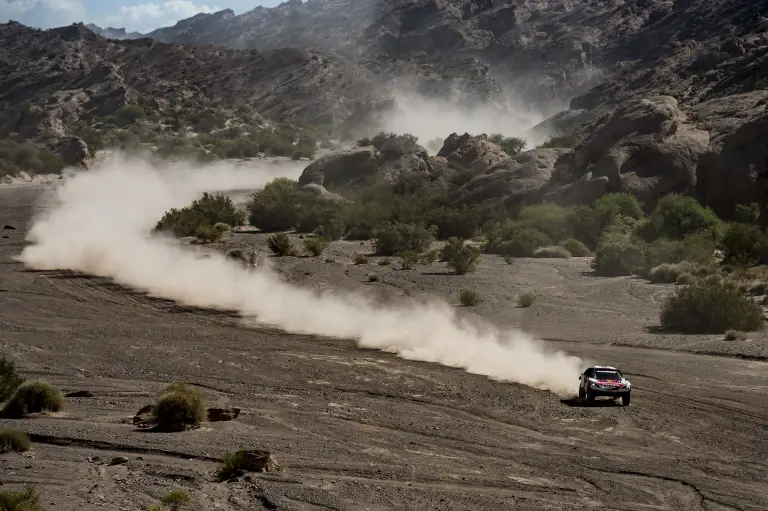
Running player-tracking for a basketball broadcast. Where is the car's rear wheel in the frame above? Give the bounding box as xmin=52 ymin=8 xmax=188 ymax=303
xmin=621 ymin=393 xmax=631 ymax=406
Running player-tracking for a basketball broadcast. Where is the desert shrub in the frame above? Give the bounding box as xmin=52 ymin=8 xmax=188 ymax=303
xmin=559 ymin=238 xmax=591 ymax=256
xmin=367 ymin=273 xmax=380 ymax=282
xmin=539 ymin=134 xmax=575 ymax=148
xmin=439 ymin=238 xmax=482 ymax=274
xmin=484 ymin=221 xmax=551 ymax=257
xmin=399 ymin=251 xmax=420 ymax=270
xmin=248 ymin=178 xmax=314 ymax=232
xmin=160 ymin=490 xmax=190 ymax=511
xmin=676 ymin=272 xmax=696 ymax=285
xmin=517 ymin=204 xmax=572 ymax=242
xmin=459 ymin=288 xmax=481 ymax=306
xmin=427 ymin=207 xmax=479 ymax=240
xmin=644 ymin=194 xmax=721 ymax=242
xmin=372 ymin=223 xmax=436 ymax=256
xmin=0 ymin=139 xmax=65 ymax=177
xmin=213 ymin=222 xmax=232 ymax=233
xmin=353 ymin=253 xmax=369 ymax=265
xmin=155 ymin=192 xmax=244 ymax=240
xmin=488 ymin=134 xmax=526 ymax=155
xmin=1 ymin=380 xmax=64 ymax=418
xmin=649 ymin=263 xmax=690 ymax=283
xmin=720 ymin=222 xmax=768 ymax=266
xmin=731 ymin=202 xmax=760 ymax=224
xmin=303 ymin=236 xmax=329 ymax=256
xmin=592 ymin=232 xmax=646 ymax=276
xmin=0 ymin=429 xmax=31 ymax=454
xmin=0 ymin=356 xmax=24 ymax=403
xmin=266 ymin=233 xmax=296 ymax=256
xmin=593 ymin=193 xmax=645 ymax=222
xmin=370 ymin=132 xmax=419 ymax=158
xmin=517 ymin=292 xmax=536 ymax=308
xmin=0 ymin=487 xmax=43 ymax=511
xmin=151 ymin=382 xmax=206 ymax=431
xmin=724 ymin=330 xmax=747 ymax=341
xmin=378 ymin=258 xmax=391 ymax=266
xmin=533 ymin=246 xmax=572 ymax=259
xmin=660 ymin=278 xmax=764 ymax=333
xmin=115 ymin=104 xmax=146 ymax=126
xmin=420 ymin=249 xmax=439 ymax=264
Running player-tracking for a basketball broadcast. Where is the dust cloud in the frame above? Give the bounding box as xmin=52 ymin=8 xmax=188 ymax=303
xmin=370 ymin=86 xmax=549 ymax=153
xmin=18 ymin=153 xmax=583 ymax=396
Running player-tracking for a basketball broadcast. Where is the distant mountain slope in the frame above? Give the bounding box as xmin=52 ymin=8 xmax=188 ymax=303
xmin=85 ymin=24 xmax=143 ymax=40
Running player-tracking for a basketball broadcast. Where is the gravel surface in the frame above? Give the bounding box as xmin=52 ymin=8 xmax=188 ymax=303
xmin=1 ymin=185 xmax=767 ymax=510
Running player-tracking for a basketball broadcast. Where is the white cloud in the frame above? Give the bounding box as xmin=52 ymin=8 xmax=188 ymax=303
xmin=0 ymin=0 xmax=85 ymax=26
xmin=104 ymin=1 xmax=219 ymax=31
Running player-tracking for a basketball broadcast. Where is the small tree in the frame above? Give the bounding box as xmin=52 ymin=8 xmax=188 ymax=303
xmin=592 ymin=232 xmax=646 ymax=276
xmin=644 ymin=194 xmax=721 ymax=241
xmin=440 ymin=237 xmax=482 ymax=274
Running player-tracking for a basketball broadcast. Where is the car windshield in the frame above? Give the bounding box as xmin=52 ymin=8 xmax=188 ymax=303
xmin=593 ymin=370 xmax=622 ymax=381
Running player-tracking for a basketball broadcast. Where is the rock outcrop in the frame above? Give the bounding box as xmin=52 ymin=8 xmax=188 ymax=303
xmin=438 ymin=133 xmax=509 ymax=173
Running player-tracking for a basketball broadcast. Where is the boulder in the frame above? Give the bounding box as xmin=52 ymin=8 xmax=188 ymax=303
xmin=437 ymin=133 xmax=509 ymax=172
xmin=297 ymin=146 xmax=377 ymax=188
xmin=54 ymin=135 xmax=92 ymax=169
xmin=571 ymin=95 xmax=709 ymax=204
xmin=453 ymin=148 xmax=572 ymax=207
xmin=207 ymin=407 xmax=241 ymax=422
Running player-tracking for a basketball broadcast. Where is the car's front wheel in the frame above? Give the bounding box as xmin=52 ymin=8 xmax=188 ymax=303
xmin=621 ymin=393 xmax=631 ymax=406
xmin=578 ymin=386 xmax=585 ymax=399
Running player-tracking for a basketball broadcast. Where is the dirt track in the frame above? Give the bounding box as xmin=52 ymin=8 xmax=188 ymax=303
xmin=1 ymin=185 xmax=767 ymax=511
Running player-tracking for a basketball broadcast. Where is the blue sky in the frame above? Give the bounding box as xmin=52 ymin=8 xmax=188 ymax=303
xmin=1 ymin=0 xmax=285 ymax=32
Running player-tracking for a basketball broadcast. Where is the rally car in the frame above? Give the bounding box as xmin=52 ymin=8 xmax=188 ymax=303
xmin=578 ymin=365 xmax=631 ymax=406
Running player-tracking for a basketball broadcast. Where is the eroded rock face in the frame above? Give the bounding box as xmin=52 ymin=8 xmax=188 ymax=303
xmin=437 ymin=133 xmax=509 ymax=172
xmin=453 ymin=148 xmax=573 ymax=207
xmin=570 ymin=96 xmax=710 ymax=204
xmin=298 ymin=146 xmax=378 ymax=189
xmin=53 ymin=136 xmax=92 ymax=169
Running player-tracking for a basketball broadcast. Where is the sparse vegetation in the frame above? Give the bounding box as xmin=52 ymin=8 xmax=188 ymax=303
xmin=0 ymin=138 xmax=65 ymax=178
xmin=0 ymin=356 xmax=24 ymax=403
xmin=660 ymin=278 xmax=764 ymax=333
xmin=724 ymin=330 xmax=747 ymax=341
xmin=517 ymin=292 xmax=536 ymax=308
xmin=266 ymin=233 xmax=296 ymax=256
xmin=440 ymin=238 xmax=482 ymax=274
xmin=372 ymin=223 xmax=436 ymax=256
xmin=459 ymin=288 xmax=481 ymax=306
xmin=488 ymin=134 xmax=526 ymax=155
xmin=367 ymin=273 xmax=380 ymax=282
xmin=1 ymin=380 xmax=64 ymax=419
xmin=0 ymin=429 xmax=31 ymax=454
xmin=399 ymin=251 xmax=420 ymax=270
xmin=539 ymin=134 xmax=575 ymax=148
xmin=150 ymin=383 xmax=206 ymax=432
xmin=0 ymin=486 xmax=44 ymax=511
xmin=303 ymin=236 xmax=329 ymax=256
xmin=160 ymin=490 xmax=191 ymax=511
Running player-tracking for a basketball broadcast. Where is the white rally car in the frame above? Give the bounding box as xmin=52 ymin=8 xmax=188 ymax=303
xmin=578 ymin=365 xmax=632 ymax=406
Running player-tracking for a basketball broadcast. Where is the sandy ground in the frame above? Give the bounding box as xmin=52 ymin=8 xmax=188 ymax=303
xmin=1 ymin=185 xmax=767 ymax=510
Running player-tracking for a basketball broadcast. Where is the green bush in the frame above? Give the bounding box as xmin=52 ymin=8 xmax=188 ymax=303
xmin=151 ymin=383 xmax=206 ymax=432
xmin=559 ymin=238 xmax=591 ymax=256
xmin=720 ymin=222 xmax=768 ymax=266
xmin=660 ymin=278 xmax=764 ymax=333
xmin=648 ymin=262 xmax=713 ymax=283
xmin=517 ymin=204 xmax=572 ymax=242
xmin=0 ymin=138 xmax=65 ymax=177
xmin=488 ymin=134 xmax=526 ymax=155
xmin=266 ymin=233 xmax=296 ymax=256
xmin=0 ymin=356 xmax=24 ymax=403
xmin=248 ymin=178 xmax=308 ymax=232
xmin=592 ymin=232 xmax=646 ymax=276
xmin=533 ymin=246 xmax=572 ymax=259
xmin=303 ymin=236 xmax=329 ymax=256
xmin=538 ymin=135 xmax=575 ymax=148
xmin=644 ymin=194 xmax=721 ymax=242
xmin=0 ymin=487 xmax=43 ymax=511
xmin=485 ymin=221 xmax=551 ymax=257
xmin=155 ymin=192 xmax=244 ymax=240
xmin=459 ymin=288 xmax=481 ymax=306
xmin=517 ymin=292 xmax=536 ymax=308
xmin=160 ymin=490 xmax=190 ymax=511
xmin=1 ymin=380 xmax=64 ymax=418
xmin=439 ymin=238 xmax=482 ymax=274
xmin=0 ymin=429 xmax=31 ymax=454
xmin=372 ymin=223 xmax=436 ymax=256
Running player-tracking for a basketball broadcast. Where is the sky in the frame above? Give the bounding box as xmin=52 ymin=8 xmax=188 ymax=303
xmin=0 ymin=0 xmax=286 ymax=32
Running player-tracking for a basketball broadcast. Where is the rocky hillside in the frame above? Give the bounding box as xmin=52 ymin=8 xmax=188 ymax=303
xmin=146 ymin=0 xmax=768 ymax=112
xmin=85 ymin=24 xmax=143 ymax=40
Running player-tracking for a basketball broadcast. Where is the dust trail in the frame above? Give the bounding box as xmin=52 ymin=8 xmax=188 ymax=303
xmin=18 ymin=153 xmax=583 ymax=396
